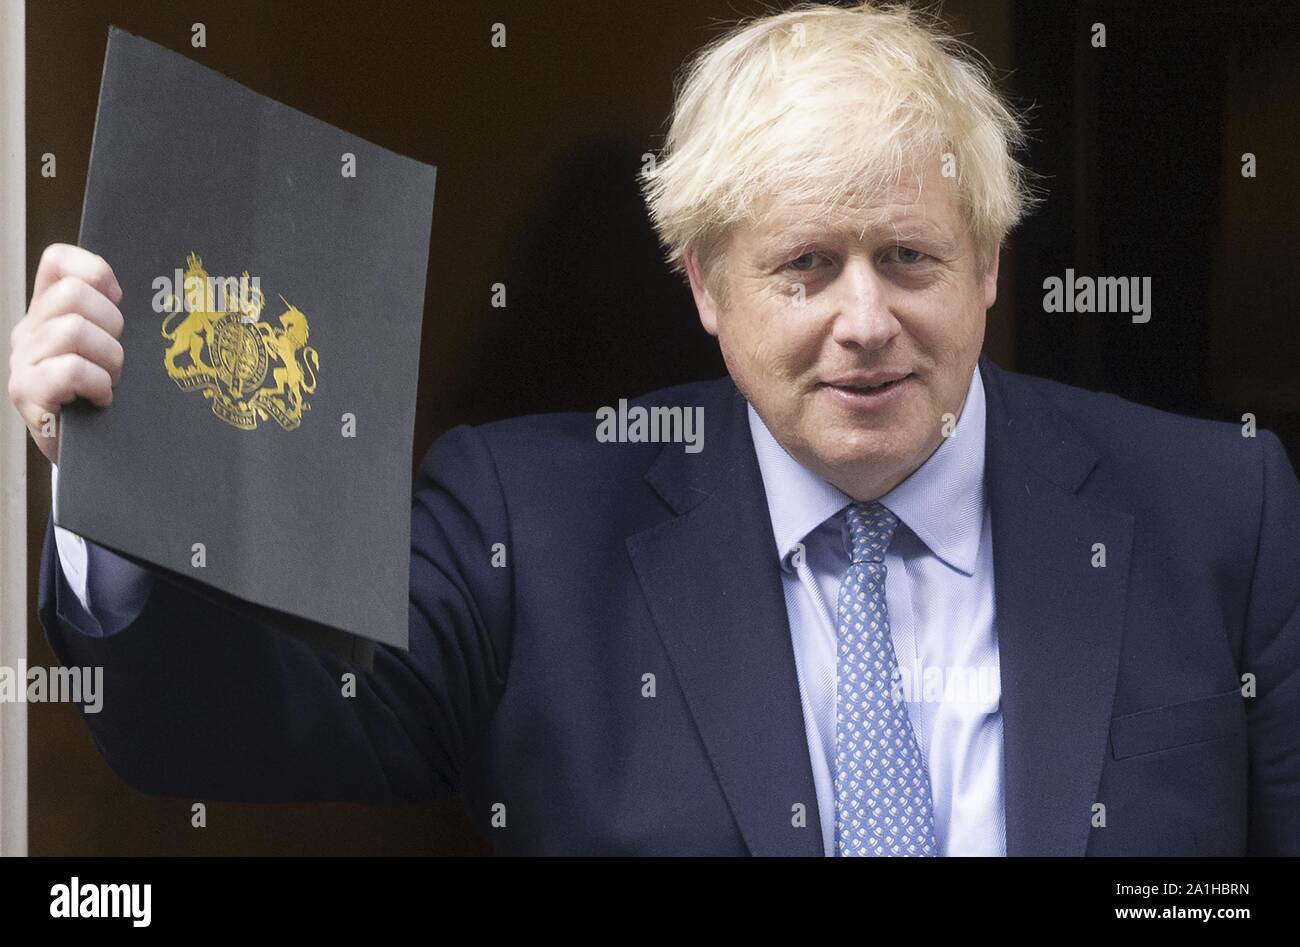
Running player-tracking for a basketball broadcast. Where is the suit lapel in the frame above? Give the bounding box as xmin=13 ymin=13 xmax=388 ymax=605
xmin=626 ymin=380 xmax=824 ymax=856
xmin=979 ymin=354 xmax=1134 ymax=855
xmin=625 ymin=358 xmax=1135 ymax=857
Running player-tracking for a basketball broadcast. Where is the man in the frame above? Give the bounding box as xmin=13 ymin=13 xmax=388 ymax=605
xmin=10 ymin=3 xmax=1299 ymax=855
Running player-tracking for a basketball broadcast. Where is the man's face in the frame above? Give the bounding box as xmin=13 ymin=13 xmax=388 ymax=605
xmin=688 ymin=163 xmax=998 ymax=500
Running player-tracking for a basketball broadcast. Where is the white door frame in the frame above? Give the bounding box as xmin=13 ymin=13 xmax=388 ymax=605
xmin=0 ymin=0 xmax=28 ymax=858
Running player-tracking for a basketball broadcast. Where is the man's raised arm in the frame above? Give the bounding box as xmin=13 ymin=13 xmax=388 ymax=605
xmin=17 ymin=244 xmax=512 ymax=804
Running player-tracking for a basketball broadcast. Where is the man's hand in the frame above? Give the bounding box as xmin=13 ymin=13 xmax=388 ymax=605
xmin=8 ymin=244 xmax=125 ymax=465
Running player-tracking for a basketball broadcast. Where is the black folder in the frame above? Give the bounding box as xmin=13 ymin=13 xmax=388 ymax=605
xmin=55 ymin=28 xmax=438 ymax=669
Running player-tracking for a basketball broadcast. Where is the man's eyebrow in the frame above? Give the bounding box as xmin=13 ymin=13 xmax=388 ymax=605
xmin=883 ymin=223 xmax=959 ymax=254
xmin=758 ymin=219 xmax=959 ymax=256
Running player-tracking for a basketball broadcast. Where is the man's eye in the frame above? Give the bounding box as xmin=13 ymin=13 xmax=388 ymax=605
xmin=786 ymin=251 xmax=827 ymax=272
xmin=886 ymin=245 xmax=927 ymax=265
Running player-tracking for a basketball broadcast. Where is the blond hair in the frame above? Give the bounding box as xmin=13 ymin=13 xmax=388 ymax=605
xmin=639 ymin=2 xmax=1035 ymax=302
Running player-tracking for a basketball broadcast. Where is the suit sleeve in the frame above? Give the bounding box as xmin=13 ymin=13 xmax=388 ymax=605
xmin=38 ymin=423 xmax=514 ymax=805
xmin=1243 ymin=431 xmax=1300 ymax=854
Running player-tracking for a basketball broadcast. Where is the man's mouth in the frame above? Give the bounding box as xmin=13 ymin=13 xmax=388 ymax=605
xmin=818 ymin=372 xmax=915 ymax=407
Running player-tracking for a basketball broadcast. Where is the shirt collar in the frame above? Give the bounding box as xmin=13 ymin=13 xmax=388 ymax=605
xmin=747 ymin=363 xmax=987 ymax=576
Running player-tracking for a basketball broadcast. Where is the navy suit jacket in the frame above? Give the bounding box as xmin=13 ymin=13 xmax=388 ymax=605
xmin=39 ymin=353 xmax=1300 ymax=855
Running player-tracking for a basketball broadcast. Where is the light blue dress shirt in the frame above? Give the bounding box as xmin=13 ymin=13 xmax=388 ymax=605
xmin=746 ymin=364 xmax=1005 ymax=856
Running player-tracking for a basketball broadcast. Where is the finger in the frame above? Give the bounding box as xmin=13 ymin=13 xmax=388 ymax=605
xmin=27 ymin=275 xmax=125 ymax=339
xmin=7 ymin=359 xmax=81 ymax=449
xmin=23 ymin=314 xmax=125 ymax=386
xmin=32 ymin=244 xmax=123 ymax=304
xmin=28 ymin=352 xmax=114 ymax=408
xmin=10 ymin=385 xmax=61 ymax=454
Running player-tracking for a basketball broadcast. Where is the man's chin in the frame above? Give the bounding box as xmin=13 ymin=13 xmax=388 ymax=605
xmin=802 ymin=428 xmax=914 ymax=476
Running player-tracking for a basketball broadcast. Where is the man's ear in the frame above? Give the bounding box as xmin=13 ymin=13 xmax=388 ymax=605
xmin=981 ymin=247 xmax=1001 ymax=310
xmin=685 ymin=248 xmax=721 ymax=337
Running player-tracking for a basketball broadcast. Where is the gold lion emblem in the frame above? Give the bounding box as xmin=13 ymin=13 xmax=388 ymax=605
xmin=160 ymin=253 xmax=319 ymax=431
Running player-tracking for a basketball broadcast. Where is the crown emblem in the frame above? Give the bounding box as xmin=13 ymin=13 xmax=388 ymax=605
xmin=160 ymin=253 xmax=319 ymax=430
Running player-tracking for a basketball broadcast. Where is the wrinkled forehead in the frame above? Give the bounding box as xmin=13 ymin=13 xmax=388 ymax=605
xmin=742 ymin=169 xmax=966 ymax=251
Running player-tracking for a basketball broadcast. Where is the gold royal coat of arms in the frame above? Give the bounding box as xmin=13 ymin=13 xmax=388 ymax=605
xmin=160 ymin=253 xmax=319 ymax=431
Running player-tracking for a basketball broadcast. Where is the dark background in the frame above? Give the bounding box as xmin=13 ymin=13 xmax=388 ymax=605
xmin=24 ymin=0 xmax=1300 ymax=854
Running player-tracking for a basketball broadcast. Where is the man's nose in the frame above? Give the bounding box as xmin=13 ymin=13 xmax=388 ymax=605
xmin=829 ymin=257 xmax=901 ymax=350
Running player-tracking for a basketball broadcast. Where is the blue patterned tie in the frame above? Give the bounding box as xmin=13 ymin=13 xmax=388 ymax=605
xmin=834 ymin=501 xmax=938 ymax=856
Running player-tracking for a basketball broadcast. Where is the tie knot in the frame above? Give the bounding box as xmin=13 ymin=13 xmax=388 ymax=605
xmin=843 ymin=501 xmax=898 ymax=564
